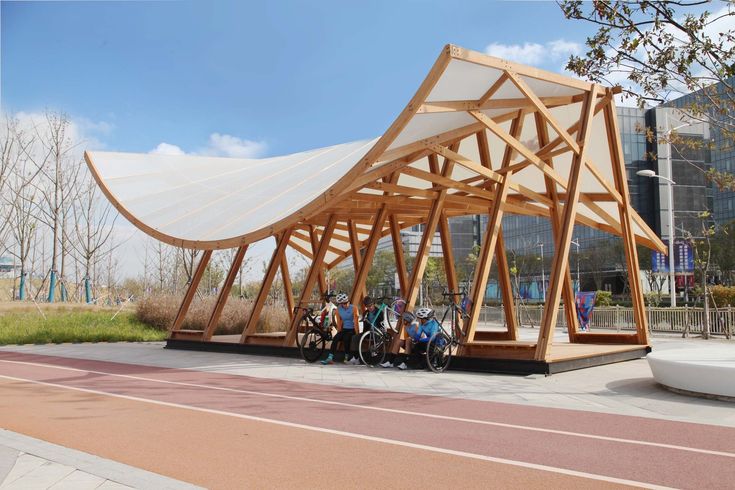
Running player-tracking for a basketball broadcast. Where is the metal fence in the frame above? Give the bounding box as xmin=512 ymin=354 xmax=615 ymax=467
xmin=440 ymin=305 xmax=734 ymax=338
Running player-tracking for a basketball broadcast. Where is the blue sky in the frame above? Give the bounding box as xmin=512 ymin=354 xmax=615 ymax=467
xmin=2 ymin=0 xmax=598 ymax=277
xmin=2 ymin=0 xmax=594 ymax=157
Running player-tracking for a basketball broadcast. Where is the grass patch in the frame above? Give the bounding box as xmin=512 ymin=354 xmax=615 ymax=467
xmin=0 ymin=310 xmax=167 ymax=345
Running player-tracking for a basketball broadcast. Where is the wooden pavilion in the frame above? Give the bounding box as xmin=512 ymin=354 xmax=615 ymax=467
xmin=85 ymin=45 xmax=665 ymax=374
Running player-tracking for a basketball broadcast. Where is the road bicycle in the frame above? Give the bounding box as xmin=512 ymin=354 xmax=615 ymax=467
xmin=297 ymin=293 xmax=337 ymax=363
xmin=425 ymin=289 xmax=471 ymax=373
xmin=358 ymin=296 xmax=405 ymax=366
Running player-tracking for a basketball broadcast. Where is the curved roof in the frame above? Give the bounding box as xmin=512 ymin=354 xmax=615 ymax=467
xmin=86 ymin=44 xmax=665 ymax=264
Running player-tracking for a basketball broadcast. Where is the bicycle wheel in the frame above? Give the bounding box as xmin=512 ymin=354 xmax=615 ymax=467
xmin=426 ymin=332 xmax=453 ymax=373
xmin=359 ymin=330 xmax=386 ymax=366
xmin=300 ymin=327 xmax=326 ymax=363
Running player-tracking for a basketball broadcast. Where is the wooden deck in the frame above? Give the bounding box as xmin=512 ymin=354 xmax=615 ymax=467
xmin=166 ymin=332 xmax=649 ymax=375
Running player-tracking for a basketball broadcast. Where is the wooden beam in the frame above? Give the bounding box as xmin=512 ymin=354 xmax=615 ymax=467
xmin=463 ymin=111 xmax=524 ymax=345
xmin=347 ymin=219 xmax=362 ymax=273
xmin=535 ymin=86 xmax=598 ymax=361
xmin=240 ymin=231 xmax=292 ymax=343
xmin=284 ymin=216 xmax=337 ymax=346
xmin=476 ymin=129 xmax=517 ymax=339
xmin=170 ymin=250 xmax=212 ymax=334
xmin=309 ymin=226 xmax=329 ymax=297
xmin=468 ymin=110 xmax=568 ymax=190
xmin=605 ymin=100 xmax=650 ymax=345
xmin=350 ymin=207 xmax=390 ymax=304
xmin=203 ymin=246 xmax=247 ymax=341
xmin=390 ymin=216 xmax=409 ymax=296
xmin=534 ymin=111 xmax=580 ymax=342
xmin=430 ymin=144 xmax=504 ymax=183
xmin=280 ymin=252 xmax=295 ymax=321
xmin=506 ymin=70 xmax=581 ymax=155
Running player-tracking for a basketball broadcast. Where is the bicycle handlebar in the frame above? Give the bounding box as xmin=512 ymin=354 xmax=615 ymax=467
xmin=442 ymin=289 xmax=467 ymax=297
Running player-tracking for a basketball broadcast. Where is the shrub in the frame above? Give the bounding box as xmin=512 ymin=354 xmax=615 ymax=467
xmin=711 ymin=285 xmax=735 ymax=307
xmin=595 ymin=290 xmax=613 ymax=306
xmin=135 ymin=294 xmax=291 ymax=334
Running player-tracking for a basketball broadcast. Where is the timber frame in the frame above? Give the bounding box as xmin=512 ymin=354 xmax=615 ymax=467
xmin=88 ymin=45 xmax=666 ymax=367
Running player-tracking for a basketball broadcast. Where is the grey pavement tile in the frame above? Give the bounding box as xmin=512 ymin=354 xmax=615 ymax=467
xmin=0 ymin=446 xmax=19 ymax=486
xmin=47 ymin=469 xmax=107 ymax=490
xmin=0 ymin=453 xmax=46 ymax=486
xmin=0 ymin=459 xmax=75 ymax=490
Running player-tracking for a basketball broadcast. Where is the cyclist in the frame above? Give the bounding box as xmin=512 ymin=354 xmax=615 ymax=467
xmin=362 ymin=296 xmax=388 ymax=332
xmin=321 ymin=293 xmax=360 ymax=365
xmin=379 ymin=311 xmax=416 ymax=370
xmin=405 ymin=307 xmax=441 ymax=363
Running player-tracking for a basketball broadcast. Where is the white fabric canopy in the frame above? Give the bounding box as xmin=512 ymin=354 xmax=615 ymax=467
xmin=86 ymin=46 xmax=661 ymax=253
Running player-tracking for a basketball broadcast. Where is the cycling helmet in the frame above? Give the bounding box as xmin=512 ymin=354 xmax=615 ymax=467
xmin=335 ymin=293 xmax=349 ymax=304
xmin=401 ymin=311 xmax=416 ymax=324
xmin=415 ymin=307 xmax=434 ymax=320
xmin=363 ymin=296 xmax=374 ymax=306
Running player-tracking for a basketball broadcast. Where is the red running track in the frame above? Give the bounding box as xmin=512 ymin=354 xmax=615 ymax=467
xmin=0 ymin=351 xmax=733 ymax=489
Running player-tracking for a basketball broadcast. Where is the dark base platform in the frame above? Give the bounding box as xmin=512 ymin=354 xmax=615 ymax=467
xmin=165 ymin=339 xmax=650 ymax=376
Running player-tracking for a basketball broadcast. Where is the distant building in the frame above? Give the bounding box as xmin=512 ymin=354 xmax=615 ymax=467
xmin=0 ymin=257 xmax=20 ymax=279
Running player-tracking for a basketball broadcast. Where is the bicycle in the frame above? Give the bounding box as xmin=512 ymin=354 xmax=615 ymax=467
xmin=297 ymin=293 xmax=337 ymax=363
xmin=425 ymin=289 xmax=471 ymax=373
xmin=358 ymin=296 xmax=404 ymax=366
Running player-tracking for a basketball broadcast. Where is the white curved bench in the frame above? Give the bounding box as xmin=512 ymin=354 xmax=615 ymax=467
xmin=647 ymin=347 xmax=735 ymax=400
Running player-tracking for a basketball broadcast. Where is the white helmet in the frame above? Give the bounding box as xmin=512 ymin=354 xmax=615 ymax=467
xmin=415 ymin=307 xmax=434 ymax=319
xmin=335 ymin=293 xmax=349 ymax=304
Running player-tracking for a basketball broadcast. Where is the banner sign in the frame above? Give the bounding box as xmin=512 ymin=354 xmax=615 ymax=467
xmin=575 ymin=292 xmax=596 ymax=332
xmin=651 ymin=239 xmax=694 ymax=273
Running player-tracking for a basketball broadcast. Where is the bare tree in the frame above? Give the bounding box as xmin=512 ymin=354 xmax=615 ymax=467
xmin=67 ymin=174 xmax=117 ymax=303
xmin=25 ymin=112 xmax=79 ymax=302
xmin=2 ymin=117 xmax=40 ymax=300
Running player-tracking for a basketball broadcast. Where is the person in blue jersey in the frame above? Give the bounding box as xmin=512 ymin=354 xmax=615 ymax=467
xmin=405 ymin=307 xmax=441 ymax=363
xmin=321 ymin=293 xmax=360 ymax=365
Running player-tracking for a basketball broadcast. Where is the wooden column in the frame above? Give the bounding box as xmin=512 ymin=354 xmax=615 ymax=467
xmin=202 ymin=246 xmax=247 ymax=341
xmin=284 ymin=216 xmax=337 ymax=346
xmin=309 ymin=226 xmax=329 ymax=296
xmin=389 ymin=215 xmax=409 ymax=297
xmin=438 ymin=211 xmax=458 ymax=294
xmin=240 ymin=230 xmax=293 ymax=343
xmin=605 ymin=100 xmax=650 ymax=344
xmin=350 ymin=208 xmax=389 ymax=305
xmin=477 ymin=130 xmax=518 ymax=339
xmin=534 ymin=86 xmax=598 ymax=361
xmin=170 ymin=250 xmax=212 ymax=335
xmin=347 ymin=219 xmax=362 ymax=273
xmin=463 ymin=112 xmax=524 ymax=344
xmin=280 ymin=253 xmax=295 ymax=322
xmin=534 ymin=112 xmax=581 ymax=341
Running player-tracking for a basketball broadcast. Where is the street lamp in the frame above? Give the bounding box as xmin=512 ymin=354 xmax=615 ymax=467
xmin=570 ymin=238 xmax=580 ymax=293
xmin=637 ymin=168 xmax=677 ymax=307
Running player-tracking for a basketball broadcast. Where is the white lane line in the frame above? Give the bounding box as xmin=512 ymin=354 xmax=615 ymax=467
xmin=1 ymin=358 xmax=734 ymax=460
xmin=0 ymin=374 xmax=674 ymax=490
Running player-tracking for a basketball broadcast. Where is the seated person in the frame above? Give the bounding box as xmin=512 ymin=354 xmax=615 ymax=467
xmin=406 ymin=307 xmax=441 ymax=357
xmin=362 ymin=296 xmax=387 ymax=332
xmin=322 ymin=293 xmax=360 ymax=365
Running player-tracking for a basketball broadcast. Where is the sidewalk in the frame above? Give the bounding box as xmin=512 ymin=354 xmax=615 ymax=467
xmin=0 ymin=430 xmax=202 ymax=490
xmin=1 ymin=331 xmax=733 ymax=428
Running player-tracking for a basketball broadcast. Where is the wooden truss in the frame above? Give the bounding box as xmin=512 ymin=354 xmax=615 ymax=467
xmin=167 ymin=45 xmax=665 ymax=362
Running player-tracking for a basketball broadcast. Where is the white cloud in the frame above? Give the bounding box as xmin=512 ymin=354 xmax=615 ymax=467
xmin=8 ymin=111 xmax=113 ymax=156
xmin=149 ymin=133 xmax=267 ymax=158
xmin=201 ymin=133 xmax=266 ymax=158
xmin=150 ymin=142 xmax=185 ymax=155
xmin=485 ymin=39 xmax=581 ymax=67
